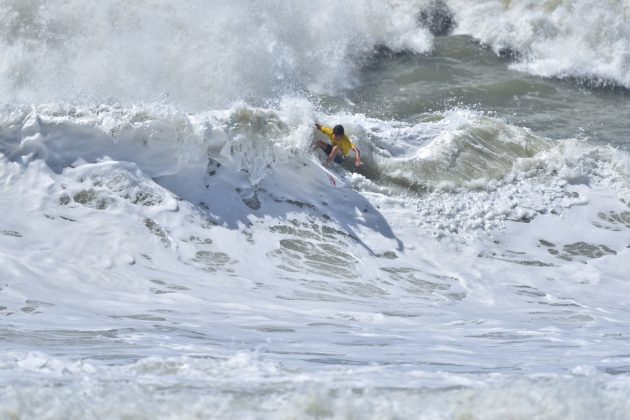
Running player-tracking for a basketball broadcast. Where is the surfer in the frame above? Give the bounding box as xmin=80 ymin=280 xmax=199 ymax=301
xmin=314 ymin=123 xmax=362 ymax=167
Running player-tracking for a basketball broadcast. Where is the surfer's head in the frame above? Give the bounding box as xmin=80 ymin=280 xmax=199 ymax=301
xmin=333 ymin=125 xmax=344 ymax=138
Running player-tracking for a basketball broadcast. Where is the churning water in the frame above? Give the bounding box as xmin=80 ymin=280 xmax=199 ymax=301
xmin=1 ymin=1 xmax=629 ymax=418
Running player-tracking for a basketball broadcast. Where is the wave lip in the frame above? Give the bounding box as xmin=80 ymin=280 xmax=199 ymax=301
xmin=369 ymin=110 xmax=549 ymax=191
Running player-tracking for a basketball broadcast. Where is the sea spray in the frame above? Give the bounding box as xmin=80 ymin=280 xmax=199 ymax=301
xmin=1 ymin=1 xmax=630 ymax=418
xmin=448 ymin=0 xmax=630 ymax=88
xmin=0 ymin=0 xmax=433 ymax=109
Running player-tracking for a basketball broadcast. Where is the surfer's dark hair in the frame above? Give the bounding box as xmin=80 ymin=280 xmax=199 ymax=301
xmin=333 ymin=125 xmax=344 ymax=136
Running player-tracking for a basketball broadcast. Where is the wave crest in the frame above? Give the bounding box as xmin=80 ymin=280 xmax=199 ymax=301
xmin=0 ymin=0 xmax=434 ymax=109
xmin=448 ymin=0 xmax=630 ymax=88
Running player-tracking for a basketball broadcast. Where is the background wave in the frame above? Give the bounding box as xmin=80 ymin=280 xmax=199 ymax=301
xmin=0 ymin=0 xmax=433 ymax=109
xmin=2 ymin=0 xmax=627 ymax=111
xmin=448 ymin=0 xmax=630 ymax=88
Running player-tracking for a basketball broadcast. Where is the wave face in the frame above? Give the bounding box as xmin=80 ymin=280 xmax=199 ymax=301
xmin=1 ymin=102 xmax=629 ymax=418
xmin=0 ymin=0 xmax=432 ymax=108
xmin=448 ymin=0 xmax=630 ymax=88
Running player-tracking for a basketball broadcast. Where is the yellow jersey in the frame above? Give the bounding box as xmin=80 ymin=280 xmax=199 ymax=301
xmin=320 ymin=126 xmax=355 ymax=156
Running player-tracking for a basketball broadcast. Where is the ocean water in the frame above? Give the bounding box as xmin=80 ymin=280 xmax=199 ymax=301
xmin=1 ymin=1 xmax=629 ymax=419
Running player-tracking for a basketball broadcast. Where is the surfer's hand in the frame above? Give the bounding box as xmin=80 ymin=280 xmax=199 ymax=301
xmin=315 ymin=123 xmax=322 ymax=131
xmin=355 ymin=159 xmax=362 ymax=167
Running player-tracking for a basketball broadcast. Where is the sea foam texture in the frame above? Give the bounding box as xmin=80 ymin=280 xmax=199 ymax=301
xmin=448 ymin=0 xmax=630 ymax=88
xmin=0 ymin=0 xmax=433 ymax=108
xmin=2 ymin=2 xmax=630 ymax=419
xmin=2 ymin=0 xmax=629 ymax=111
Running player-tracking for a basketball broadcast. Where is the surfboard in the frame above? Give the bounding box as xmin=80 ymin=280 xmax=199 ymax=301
xmin=307 ymin=155 xmax=346 ymax=188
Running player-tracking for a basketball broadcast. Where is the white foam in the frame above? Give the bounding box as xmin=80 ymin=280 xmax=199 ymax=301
xmin=0 ymin=0 xmax=434 ymax=109
xmin=448 ymin=0 xmax=630 ymax=88
xmin=2 ymin=352 xmax=630 ymax=419
xmin=2 ymin=0 xmax=627 ymax=108
xmin=1 ymin=2 xmax=630 ymax=416
xmin=1 ymin=102 xmax=630 ymax=418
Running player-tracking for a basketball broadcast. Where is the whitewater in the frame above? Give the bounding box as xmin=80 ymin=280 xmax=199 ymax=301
xmin=1 ymin=1 xmax=630 ymax=419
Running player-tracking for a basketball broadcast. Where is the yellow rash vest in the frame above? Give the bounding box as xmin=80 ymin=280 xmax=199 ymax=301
xmin=320 ymin=126 xmax=356 ymax=156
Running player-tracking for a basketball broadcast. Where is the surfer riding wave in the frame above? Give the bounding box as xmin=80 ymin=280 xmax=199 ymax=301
xmin=314 ymin=124 xmax=362 ymax=167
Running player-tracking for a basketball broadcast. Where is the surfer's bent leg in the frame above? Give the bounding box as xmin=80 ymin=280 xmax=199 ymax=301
xmin=327 ymin=145 xmax=344 ymax=165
